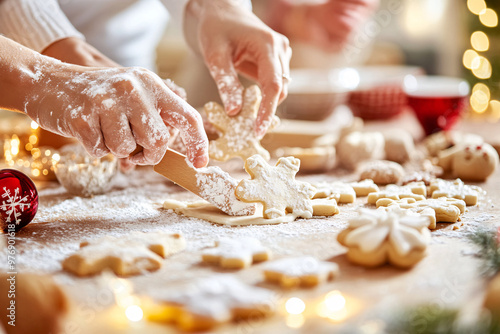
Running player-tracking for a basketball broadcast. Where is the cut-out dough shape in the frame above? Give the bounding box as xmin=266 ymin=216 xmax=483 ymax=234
xmin=145 ymin=275 xmax=275 ymax=332
xmin=349 ymin=179 xmax=380 ymax=196
xmin=62 ymin=232 xmax=185 ymax=277
xmin=311 ymin=181 xmax=356 ymax=203
xmin=376 ymin=197 xmax=466 ymax=224
xmin=263 ymin=256 xmax=339 ymax=288
xmin=367 ymin=183 xmax=427 ymax=205
xmin=163 ymin=198 xmax=338 ymax=226
xmin=429 ymin=178 xmax=483 ymax=206
xmin=202 ymin=237 xmax=271 ymax=269
xmin=337 ymin=208 xmax=431 ymax=268
xmin=359 ymin=160 xmax=405 ymax=185
xmin=235 ymin=155 xmax=316 ymax=219
xmin=205 ymin=85 xmax=279 ymax=161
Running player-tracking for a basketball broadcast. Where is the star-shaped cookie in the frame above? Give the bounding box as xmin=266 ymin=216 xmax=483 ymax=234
xmin=205 ymin=85 xmax=279 ymax=161
xmin=263 ymin=256 xmax=339 ymax=288
xmin=145 ymin=275 xmax=275 ymax=331
xmin=235 ymin=155 xmax=316 ymax=219
xmin=62 ymin=232 xmax=185 ymax=277
xmin=202 ymin=237 xmax=271 ymax=269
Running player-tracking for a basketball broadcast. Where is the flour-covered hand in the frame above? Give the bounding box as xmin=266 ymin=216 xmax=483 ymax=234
xmin=184 ymin=0 xmax=292 ymax=138
xmin=25 ymin=65 xmax=209 ymax=167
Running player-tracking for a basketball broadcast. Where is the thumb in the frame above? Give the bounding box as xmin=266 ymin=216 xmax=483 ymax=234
xmin=206 ymin=50 xmax=244 ymax=116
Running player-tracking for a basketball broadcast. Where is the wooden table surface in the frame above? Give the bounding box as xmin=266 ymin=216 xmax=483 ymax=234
xmin=4 ymin=109 xmax=500 ymax=334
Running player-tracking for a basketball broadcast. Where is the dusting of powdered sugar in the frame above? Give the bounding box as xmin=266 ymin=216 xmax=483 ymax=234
xmin=196 ymin=166 xmax=255 ymax=216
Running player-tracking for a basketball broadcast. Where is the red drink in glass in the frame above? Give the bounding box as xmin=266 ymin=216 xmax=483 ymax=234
xmin=404 ymin=76 xmax=470 ymax=136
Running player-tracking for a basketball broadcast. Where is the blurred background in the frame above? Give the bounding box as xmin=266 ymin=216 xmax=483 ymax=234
xmin=1 ymin=0 xmax=499 ymax=179
xmin=157 ymin=0 xmax=499 ymax=120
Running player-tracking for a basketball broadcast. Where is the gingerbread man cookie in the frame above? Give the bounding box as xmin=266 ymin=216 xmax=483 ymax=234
xmin=146 ymin=275 xmax=275 ymax=331
xmin=337 ymin=208 xmax=431 ymax=268
xmin=429 ymin=178 xmax=483 ymax=206
xmin=376 ymin=197 xmax=466 ymax=224
xmin=63 ymin=232 xmax=186 ymax=277
xmin=367 ymin=183 xmax=427 ymax=205
xmin=205 ymin=85 xmax=279 ymax=161
xmin=263 ymin=256 xmax=339 ymax=288
xmin=202 ymin=237 xmax=271 ymax=269
xmin=311 ymin=181 xmax=356 ymax=203
xmin=440 ymin=144 xmax=499 ymax=182
xmin=235 ymin=155 xmax=316 ymax=219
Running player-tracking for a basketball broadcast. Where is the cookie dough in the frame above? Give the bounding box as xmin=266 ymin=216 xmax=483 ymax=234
xmin=263 ymin=256 xmax=339 ymax=288
xmin=359 ymin=160 xmax=405 ymax=185
xmin=63 ymin=232 xmax=186 ymax=276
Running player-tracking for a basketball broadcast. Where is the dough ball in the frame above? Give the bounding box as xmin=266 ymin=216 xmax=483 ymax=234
xmin=383 ymin=130 xmax=415 ymax=164
xmin=451 ymin=143 xmax=499 ymax=182
xmin=359 ymin=160 xmax=405 ymax=185
xmin=337 ymin=131 xmax=385 ymax=170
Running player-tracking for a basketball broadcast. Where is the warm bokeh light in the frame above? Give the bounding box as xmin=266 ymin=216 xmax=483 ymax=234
xmin=324 ymin=290 xmax=346 ymax=312
xmin=286 ymin=314 xmax=305 ymax=328
xmin=463 ymin=49 xmax=480 ymax=70
xmin=490 ymin=100 xmax=500 ymax=120
xmin=316 ymin=290 xmax=348 ymax=322
xmin=467 ymin=0 xmax=487 ymax=15
xmin=285 ymin=297 xmax=306 ymax=315
xmin=471 ymin=56 xmax=492 ymax=79
xmin=471 ymin=31 xmax=489 ymax=51
xmin=125 ymin=305 xmax=144 ymax=322
xmin=479 ymin=8 xmax=498 ymax=27
xmin=470 ymin=90 xmax=489 ymax=113
xmin=30 ymin=121 xmax=39 ymax=130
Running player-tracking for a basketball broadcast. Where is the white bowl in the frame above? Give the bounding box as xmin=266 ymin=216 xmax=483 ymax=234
xmin=278 ymin=68 xmax=359 ymax=121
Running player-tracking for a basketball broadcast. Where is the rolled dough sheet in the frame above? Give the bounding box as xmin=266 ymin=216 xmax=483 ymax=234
xmin=163 ymin=199 xmax=296 ymax=226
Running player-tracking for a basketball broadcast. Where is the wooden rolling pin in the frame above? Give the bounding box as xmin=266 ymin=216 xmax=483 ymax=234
xmin=132 ymin=147 xmax=255 ymax=216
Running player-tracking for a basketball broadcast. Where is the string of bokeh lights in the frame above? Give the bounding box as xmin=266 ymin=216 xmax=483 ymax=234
xmin=464 ymin=0 xmax=499 ymax=118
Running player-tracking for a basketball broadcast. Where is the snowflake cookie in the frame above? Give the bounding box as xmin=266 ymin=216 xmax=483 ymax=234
xmin=337 ymin=208 xmax=431 ymax=268
xmin=311 ymin=181 xmax=356 ymax=204
xmin=429 ymin=178 xmax=483 ymax=206
xmin=145 ymin=275 xmax=275 ymax=331
xmin=367 ymin=183 xmax=427 ymax=205
xmin=235 ymin=155 xmax=316 ymax=219
xmin=263 ymin=256 xmax=339 ymax=288
xmin=205 ymin=85 xmax=279 ymax=162
xmin=202 ymin=237 xmax=271 ymax=269
xmin=62 ymin=232 xmax=185 ymax=277
xmin=376 ymin=197 xmax=466 ymax=224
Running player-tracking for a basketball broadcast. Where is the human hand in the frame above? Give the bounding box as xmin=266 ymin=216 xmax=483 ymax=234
xmin=266 ymin=0 xmax=379 ymax=52
xmin=25 ymin=65 xmax=209 ymax=167
xmin=42 ymin=37 xmax=120 ymax=67
xmin=185 ymin=0 xmax=292 ymax=138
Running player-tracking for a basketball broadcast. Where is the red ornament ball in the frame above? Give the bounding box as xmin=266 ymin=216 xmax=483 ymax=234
xmin=0 ymin=169 xmax=39 ymax=232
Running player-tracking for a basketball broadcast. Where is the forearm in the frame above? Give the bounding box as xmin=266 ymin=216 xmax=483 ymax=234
xmin=0 ymin=36 xmax=68 ymax=114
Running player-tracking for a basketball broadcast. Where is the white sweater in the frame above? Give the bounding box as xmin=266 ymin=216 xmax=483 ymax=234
xmin=0 ymin=0 xmax=252 ymax=70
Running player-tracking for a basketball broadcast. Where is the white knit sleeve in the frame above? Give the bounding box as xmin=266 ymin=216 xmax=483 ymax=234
xmin=0 ymin=0 xmax=85 ymax=52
